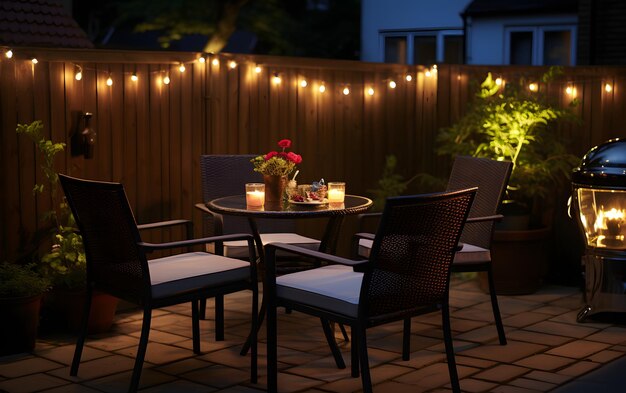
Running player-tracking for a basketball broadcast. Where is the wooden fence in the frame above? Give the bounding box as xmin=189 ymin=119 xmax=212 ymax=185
xmin=1 ymin=47 xmax=625 ymax=264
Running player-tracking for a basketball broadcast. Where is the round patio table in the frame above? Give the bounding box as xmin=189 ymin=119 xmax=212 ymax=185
xmin=206 ymin=194 xmax=372 ymax=357
xmin=207 ymin=195 xmax=373 ymax=262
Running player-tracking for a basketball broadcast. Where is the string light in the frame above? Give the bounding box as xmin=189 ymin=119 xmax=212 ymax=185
xmin=431 ymin=64 xmax=438 ymax=74
xmin=342 ymin=86 xmax=350 ymax=95
xmin=299 ymin=79 xmax=308 ymax=88
xmin=389 ymin=80 xmax=397 ymax=89
xmin=528 ymin=82 xmax=538 ymax=92
xmin=319 ymin=83 xmax=326 ymax=93
xmin=495 ymin=77 xmax=503 ymax=86
xmin=605 ymin=83 xmax=613 ymax=93
xmin=228 ymin=60 xmax=237 ymax=69
xmin=131 ymin=72 xmax=138 ymax=82
xmin=211 ymin=58 xmax=219 ymax=66
xmin=163 ymin=74 xmax=171 ymax=85
xmin=425 ymin=69 xmax=432 ymax=77
xmin=367 ymin=87 xmax=375 ymax=96
xmin=198 ymin=54 xmax=206 ymax=63
xmin=179 ymin=63 xmax=186 ymax=73
xmin=106 ymin=74 xmax=113 ymax=86
xmin=74 ymin=65 xmax=83 ymax=81
xmin=405 ymin=74 xmax=413 ymax=82
xmin=254 ymin=65 xmax=262 ymax=74
xmin=272 ymin=73 xmax=281 ymax=85
xmin=31 ymin=58 xmax=38 ymax=64
xmin=565 ymin=85 xmax=574 ymax=95
xmin=5 ymin=49 xmax=13 ymax=58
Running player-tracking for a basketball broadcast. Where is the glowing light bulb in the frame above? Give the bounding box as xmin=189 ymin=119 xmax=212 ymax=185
xmin=605 ymin=83 xmax=613 ymax=93
xmin=31 ymin=58 xmax=38 ymax=64
xmin=198 ymin=55 xmax=206 ymax=63
xmin=179 ymin=64 xmax=186 ymax=73
xmin=5 ymin=49 xmax=13 ymax=58
xmin=272 ymin=74 xmax=281 ymax=85
xmin=211 ymin=58 xmax=219 ymax=66
xmin=528 ymin=83 xmax=538 ymax=92
xmin=342 ymin=87 xmax=350 ymax=95
xmin=254 ymin=65 xmax=262 ymax=73
xmin=432 ymin=65 xmax=438 ymax=73
xmin=106 ymin=76 xmax=113 ymax=86
xmin=131 ymin=73 xmax=138 ymax=82
xmin=389 ymin=80 xmax=397 ymax=89
xmin=228 ymin=60 xmax=237 ymax=69
xmin=425 ymin=70 xmax=432 ymax=77
xmin=74 ymin=66 xmax=83 ymax=81
xmin=319 ymin=84 xmax=326 ymax=93
xmin=367 ymin=87 xmax=375 ymax=96
xmin=405 ymin=74 xmax=413 ymax=82
xmin=495 ymin=77 xmax=503 ymax=86
xmin=566 ymin=86 xmax=573 ymax=95
xmin=300 ymin=79 xmax=308 ymax=88
xmin=163 ymin=75 xmax=171 ymax=85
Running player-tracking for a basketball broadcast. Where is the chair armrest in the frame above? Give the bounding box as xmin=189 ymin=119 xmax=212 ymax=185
xmin=194 ymin=203 xmax=224 ymax=236
xmin=466 ymin=214 xmax=503 ymax=224
xmin=353 ymin=232 xmax=375 ymax=241
xmin=139 ymin=233 xmax=254 ymax=253
xmin=357 ymin=212 xmax=382 ymax=232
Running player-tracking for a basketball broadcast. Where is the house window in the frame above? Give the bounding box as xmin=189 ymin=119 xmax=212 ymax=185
xmin=505 ymin=26 xmax=576 ymax=65
xmin=510 ymin=31 xmax=533 ymax=65
xmin=382 ymin=30 xmax=463 ymax=65
xmin=413 ymin=36 xmax=436 ymax=65
xmin=384 ymin=36 xmax=407 ymax=64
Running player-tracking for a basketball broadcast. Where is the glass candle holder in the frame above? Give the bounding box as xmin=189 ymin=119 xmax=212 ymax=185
xmin=245 ymin=183 xmax=265 ymax=207
xmin=327 ymin=182 xmax=346 ymax=203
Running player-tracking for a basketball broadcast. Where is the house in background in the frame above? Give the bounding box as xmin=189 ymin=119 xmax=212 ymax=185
xmin=361 ymin=0 xmax=626 ymax=66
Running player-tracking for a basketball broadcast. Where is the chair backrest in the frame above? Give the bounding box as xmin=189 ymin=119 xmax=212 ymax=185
xmin=200 ymin=155 xmax=295 ymax=234
xmin=59 ymin=174 xmax=148 ymax=303
xmin=445 ymin=156 xmax=512 ymax=249
xmin=363 ymin=188 xmax=476 ymax=319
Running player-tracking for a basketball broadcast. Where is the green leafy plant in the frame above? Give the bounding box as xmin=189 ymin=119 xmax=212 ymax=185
xmin=437 ymin=69 xmax=580 ymax=217
xmin=0 ymin=262 xmax=50 ymax=298
xmin=16 ymin=121 xmax=87 ymax=290
xmin=251 ymin=138 xmax=302 ymax=177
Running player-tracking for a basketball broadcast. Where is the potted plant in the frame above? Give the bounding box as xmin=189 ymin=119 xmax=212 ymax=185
xmin=0 ymin=262 xmax=50 ymax=355
xmin=251 ymin=138 xmax=302 ymax=203
xmin=16 ymin=120 xmax=118 ymax=333
xmin=437 ymin=69 xmax=580 ymax=294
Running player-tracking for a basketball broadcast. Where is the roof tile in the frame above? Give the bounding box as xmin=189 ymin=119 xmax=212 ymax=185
xmin=0 ymin=0 xmax=93 ymax=48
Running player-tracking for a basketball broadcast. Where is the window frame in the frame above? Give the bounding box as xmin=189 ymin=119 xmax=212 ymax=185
xmin=380 ymin=29 xmax=464 ymax=65
xmin=504 ymin=24 xmax=577 ymax=66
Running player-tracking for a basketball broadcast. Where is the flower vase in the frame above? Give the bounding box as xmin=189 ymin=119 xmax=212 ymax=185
xmin=264 ymin=175 xmax=287 ymax=203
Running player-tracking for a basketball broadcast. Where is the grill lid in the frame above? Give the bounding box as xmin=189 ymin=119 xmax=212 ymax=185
xmin=572 ymin=138 xmax=626 ymax=188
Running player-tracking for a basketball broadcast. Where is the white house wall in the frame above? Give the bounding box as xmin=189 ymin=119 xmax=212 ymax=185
xmin=466 ymin=14 xmax=578 ymax=65
xmin=361 ymin=0 xmax=472 ymax=62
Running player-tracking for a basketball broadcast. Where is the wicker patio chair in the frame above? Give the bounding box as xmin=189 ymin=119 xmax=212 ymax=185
xmin=265 ymin=188 xmax=477 ymax=393
xmin=356 ymin=156 xmax=512 ymax=346
xmin=59 ymin=174 xmax=258 ymax=392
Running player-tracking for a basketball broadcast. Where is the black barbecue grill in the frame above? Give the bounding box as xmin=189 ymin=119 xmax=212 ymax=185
xmin=572 ymin=138 xmax=626 ymax=322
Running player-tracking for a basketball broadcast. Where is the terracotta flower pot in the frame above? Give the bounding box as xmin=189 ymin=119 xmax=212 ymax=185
xmin=45 ymin=289 xmax=119 ymax=334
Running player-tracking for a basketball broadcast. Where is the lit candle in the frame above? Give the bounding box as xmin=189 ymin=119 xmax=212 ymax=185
xmin=327 ymin=182 xmax=346 ymax=203
xmin=246 ymin=190 xmax=265 ymax=207
xmin=245 ymin=183 xmax=265 ymax=207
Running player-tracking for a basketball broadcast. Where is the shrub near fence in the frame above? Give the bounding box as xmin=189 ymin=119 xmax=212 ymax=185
xmin=1 ymin=48 xmax=625 ymax=274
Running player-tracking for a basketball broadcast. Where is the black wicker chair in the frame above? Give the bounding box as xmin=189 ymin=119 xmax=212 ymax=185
xmin=356 ymin=156 xmax=512 ymax=346
xmin=266 ymin=188 xmax=477 ymax=393
xmin=59 ymin=175 xmax=258 ymax=392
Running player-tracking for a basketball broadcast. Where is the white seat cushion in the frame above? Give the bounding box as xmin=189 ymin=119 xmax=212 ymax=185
xmin=149 ymin=252 xmax=250 ymax=299
xmin=207 ymin=233 xmax=320 ymax=259
xmin=276 ymin=265 xmax=363 ymax=317
xmin=453 ymin=243 xmax=491 ymax=264
xmin=359 ymin=238 xmax=490 ymax=264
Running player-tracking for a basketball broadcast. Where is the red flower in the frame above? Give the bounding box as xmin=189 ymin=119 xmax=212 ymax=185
xmin=278 ymin=139 xmax=292 ymax=149
xmin=287 ymin=152 xmax=302 ymax=164
xmin=264 ymin=151 xmax=278 ymax=160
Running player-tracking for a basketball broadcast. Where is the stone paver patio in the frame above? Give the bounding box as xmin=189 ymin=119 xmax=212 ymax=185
xmin=1 ymin=276 xmax=625 ymax=392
